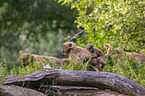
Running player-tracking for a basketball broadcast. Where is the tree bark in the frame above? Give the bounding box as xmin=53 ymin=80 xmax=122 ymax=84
xmin=4 ymin=69 xmax=145 ymax=96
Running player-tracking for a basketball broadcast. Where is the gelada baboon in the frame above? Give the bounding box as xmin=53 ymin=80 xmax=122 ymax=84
xmin=86 ymin=44 xmax=112 ymax=71
xmin=111 ymin=47 xmax=145 ymax=63
xmin=61 ymin=42 xmax=92 ymax=64
xmin=20 ymin=53 xmax=70 ymax=69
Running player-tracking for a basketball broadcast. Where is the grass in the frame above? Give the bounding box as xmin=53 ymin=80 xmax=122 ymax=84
xmin=43 ymin=55 xmax=90 ymax=71
xmin=105 ymin=55 xmax=145 ymax=87
xmin=0 ymin=54 xmax=145 ymax=88
xmin=0 ymin=57 xmax=43 ymax=85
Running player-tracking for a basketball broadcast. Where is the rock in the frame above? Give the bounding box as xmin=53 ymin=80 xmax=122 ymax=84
xmin=0 ymin=85 xmax=46 ymax=96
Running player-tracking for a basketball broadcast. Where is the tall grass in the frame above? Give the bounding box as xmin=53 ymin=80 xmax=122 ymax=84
xmin=0 ymin=62 xmax=8 ymax=85
xmin=0 ymin=57 xmax=43 ymax=84
xmin=105 ymin=55 xmax=145 ymax=87
xmin=43 ymin=55 xmax=90 ymax=71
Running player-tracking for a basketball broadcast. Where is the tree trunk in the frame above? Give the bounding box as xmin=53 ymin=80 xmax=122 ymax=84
xmin=4 ymin=69 xmax=145 ymax=96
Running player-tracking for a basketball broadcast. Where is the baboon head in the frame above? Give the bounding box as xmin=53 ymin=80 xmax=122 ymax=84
xmin=111 ymin=47 xmax=123 ymax=57
xmin=61 ymin=42 xmax=75 ymax=55
xmin=86 ymin=44 xmax=94 ymax=53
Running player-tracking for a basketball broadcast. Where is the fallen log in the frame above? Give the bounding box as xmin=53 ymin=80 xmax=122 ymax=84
xmin=45 ymin=85 xmax=127 ymax=96
xmin=4 ymin=69 xmax=145 ymax=96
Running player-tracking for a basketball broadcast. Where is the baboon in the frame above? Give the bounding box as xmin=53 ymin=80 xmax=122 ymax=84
xmin=85 ymin=44 xmax=105 ymax=58
xmin=111 ymin=47 xmax=145 ymax=63
xmin=61 ymin=42 xmax=112 ymax=71
xmin=20 ymin=53 xmax=33 ymax=67
xmin=61 ymin=42 xmax=92 ymax=64
xmin=86 ymin=44 xmax=112 ymax=71
xmin=20 ymin=53 xmax=70 ymax=69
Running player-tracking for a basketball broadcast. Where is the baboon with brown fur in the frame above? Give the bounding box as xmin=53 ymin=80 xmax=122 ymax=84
xmin=61 ymin=42 xmax=111 ymax=71
xmin=86 ymin=44 xmax=112 ymax=71
xmin=20 ymin=53 xmax=70 ymax=69
xmin=61 ymin=42 xmax=92 ymax=64
xmin=111 ymin=47 xmax=145 ymax=63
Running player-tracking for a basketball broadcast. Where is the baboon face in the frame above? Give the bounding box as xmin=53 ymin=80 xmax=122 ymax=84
xmin=86 ymin=44 xmax=94 ymax=53
xmin=61 ymin=42 xmax=74 ymax=55
xmin=111 ymin=48 xmax=123 ymax=57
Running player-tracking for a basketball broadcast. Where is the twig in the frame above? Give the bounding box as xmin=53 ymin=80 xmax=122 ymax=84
xmin=70 ymin=29 xmax=85 ymax=40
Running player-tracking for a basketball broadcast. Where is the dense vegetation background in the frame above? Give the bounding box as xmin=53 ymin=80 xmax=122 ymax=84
xmin=0 ymin=0 xmax=79 ymax=70
xmin=0 ymin=0 xmax=145 ymax=87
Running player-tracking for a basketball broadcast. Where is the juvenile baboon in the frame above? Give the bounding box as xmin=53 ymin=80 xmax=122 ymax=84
xmin=87 ymin=44 xmax=112 ymax=71
xmin=61 ymin=42 xmax=92 ymax=64
xmin=20 ymin=53 xmax=70 ymax=69
xmin=20 ymin=53 xmax=33 ymax=67
xmin=111 ymin=47 xmax=145 ymax=63
xmin=85 ymin=44 xmax=105 ymax=58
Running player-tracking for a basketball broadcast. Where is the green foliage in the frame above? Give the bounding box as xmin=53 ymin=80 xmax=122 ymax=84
xmin=59 ymin=0 xmax=145 ymax=53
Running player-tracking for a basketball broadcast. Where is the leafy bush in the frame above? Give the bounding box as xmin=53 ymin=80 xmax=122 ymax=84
xmin=59 ymin=0 xmax=145 ymax=53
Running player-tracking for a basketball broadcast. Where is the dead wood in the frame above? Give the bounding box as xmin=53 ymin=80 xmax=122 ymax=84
xmin=4 ymin=69 xmax=145 ymax=96
xmin=45 ymin=85 xmax=128 ymax=96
